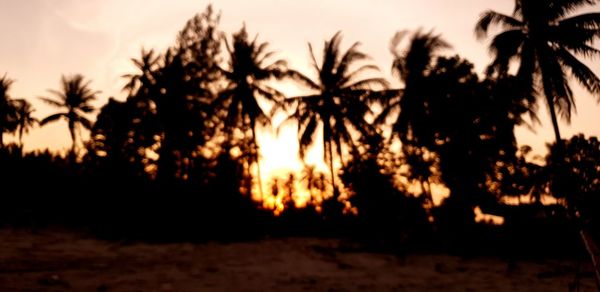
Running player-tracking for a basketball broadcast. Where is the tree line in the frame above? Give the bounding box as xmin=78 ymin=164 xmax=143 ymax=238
xmin=1 ymin=1 xmax=599 ymax=247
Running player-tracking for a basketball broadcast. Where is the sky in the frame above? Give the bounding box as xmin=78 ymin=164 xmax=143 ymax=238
xmin=1 ymin=0 xmax=599 ymax=178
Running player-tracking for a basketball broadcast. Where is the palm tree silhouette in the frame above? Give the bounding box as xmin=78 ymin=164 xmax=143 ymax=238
xmin=0 ymin=74 xmax=18 ymax=148
xmin=300 ymin=165 xmax=328 ymax=204
xmin=475 ymin=0 xmax=600 ymax=145
xmin=378 ymin=29 xmax=450 ymax=147
xmin=13 ymin=99 xmax=38 ymax=148
xmin=215 ymin=25 xmax=288 ymax=196
xmin=285 ymin=31 xmax=388 ymax=197
xmin=122 ymin=48 xmax=160 ymax=98
xmin=39 ymin=74 xmax=99 ymax=154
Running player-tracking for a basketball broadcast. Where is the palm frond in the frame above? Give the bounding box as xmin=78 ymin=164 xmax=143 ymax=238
xmin=40 ymin=113 xmax=65 ymax=125
xmin=345 ymin=77 xmax=390 ymax=91
xmin=78 ymin=115 xmax=93 ymax=130
xmin=38 ymin=96 xmax=64 ymax=108
xmin=487 ymin=29 xmax=526 ymax=75
xmin=335 ymin=41 xmax=368 ymax=79
xmin=548 ymin=0 xmax=600 ymax=20
xmin=339 ymin=64 xmax=383 ymax=88
xmin=541 ymin=60 xmax=575 ymax=122
xmin=299 ymin=116 xmax=318 ymax=158
xmin=307 ymin=43 xmax=321 ymax=74
xmin=285 ymin=69 xmax=320 ymax=91
xmin=475 ymin=10 xmax=523 ymax=39
xmin=558 ymin=48 xmax=600 ymax=96
xmin=560 ymin=12 xmax=600 ymax=29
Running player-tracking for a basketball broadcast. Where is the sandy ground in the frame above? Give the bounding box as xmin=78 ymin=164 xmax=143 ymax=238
xmin=0 ymin=229 xmax=596 ymax=292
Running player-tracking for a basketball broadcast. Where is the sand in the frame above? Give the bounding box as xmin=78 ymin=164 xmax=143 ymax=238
xmin=0 ymin=229 xmax=596 ymax=291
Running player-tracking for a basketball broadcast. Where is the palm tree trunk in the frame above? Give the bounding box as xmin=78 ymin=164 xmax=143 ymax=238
xmin=68 ymin=119 xmax=76 ymax=155
xmin=545 ymin=95 xmax=563 ymax=145
xmin=327 ymin=139 xmax=337 ymax=197
xmin=18 ymin=127 xmax=24 ymax=148
xmin=251 ymin=126 xmax=264 ymax=199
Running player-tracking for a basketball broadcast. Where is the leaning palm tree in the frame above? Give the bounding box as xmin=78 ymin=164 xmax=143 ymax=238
xmin=475 ymin=0 xmax=600 ymax=145
xmin=214 ymin=26 xmax=287 ymax=196
xmin=476 ymin=2 xmax=600 ymax=281
xmin=285 ymin=31 xmax=388 ymax=197
xmin=13 ymin=99 xmax=38 ymax=147
xmin=39 ymin=74 xmax=99 ymax=154
xmin=0 ymin=74 xmax=18 ymax=148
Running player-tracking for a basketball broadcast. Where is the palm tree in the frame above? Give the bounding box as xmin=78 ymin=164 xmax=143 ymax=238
xmin=214 ymin=25 xmax=288 ymax=196
xmin=0 ymin=74 xmax=18 ymax=148
xmin=122 ymin=48 xmax=160 ymax=97
xmin=377 ymin=29 xmax=450 ymax=147
xmin=300 ymin=165 xmax=329 ymax=204
xmin=286 ymin=31 xmax=388 ymax=197
xmin=39 ymin=74 xmax=99 ymax=154
xmin=475 ymin=0 xmax=600 ymax=145
xmin=13 ymin=99 xmax=38 ymax=147
xmin=375 ymin=33 xmax=449 ymax=209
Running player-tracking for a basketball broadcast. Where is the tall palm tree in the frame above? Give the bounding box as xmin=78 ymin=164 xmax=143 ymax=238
xmin=214 ymin=25 xmax=288 ymax=196
xmin=0 ymin=74 xmax=18 ymax=148
xmin=13 ymin=99 xmax=38 ymax=147
xmin=475 ymin=0 xmax=600 ymax=145
xmin=39 ymin=74 xmax=99 ymax=154
xmin=285 ymin=31 xmax=388 ymax=197
xmin=377 ymin=29 xmax=450 ymax=147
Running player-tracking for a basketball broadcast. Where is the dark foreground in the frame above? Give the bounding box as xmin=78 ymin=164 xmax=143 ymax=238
xmin=0 ymin=229 xmax=597 ymax=292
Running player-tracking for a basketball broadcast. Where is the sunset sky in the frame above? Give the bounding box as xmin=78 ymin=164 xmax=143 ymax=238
xmin=1 ymin=0 xmax=599 ymax=179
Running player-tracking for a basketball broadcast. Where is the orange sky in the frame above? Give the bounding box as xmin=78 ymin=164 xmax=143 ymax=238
xmin=1 ymin=0 xmax=599 ymax=174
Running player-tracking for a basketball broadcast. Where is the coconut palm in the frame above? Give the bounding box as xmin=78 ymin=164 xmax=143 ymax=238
xmin=13 ymin=99 xmax=38 ymax=147
xmin=214 ymin=25 xmax=288 ymax=196
xmin=39 ymin=74 xmax=99 ymax=153
xmin=475 ymin=0 xmax=600 ymax=145
xmin=285 ymin=31 xmax=388 ymax=197
xmin=0 ymin=74 xmax=18 ymax=148
xmin=377 ymin=29 xmax=450 ymax=147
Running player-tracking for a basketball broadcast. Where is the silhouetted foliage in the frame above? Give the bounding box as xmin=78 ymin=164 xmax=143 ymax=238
xmin=381 ymin=29 xmax=450 ymax=147
xmin=300 ymin=165 xmax=329 ymax=206
xmin=547 ymin=135 xmax=600 ymax=228
xmin=379 ymin=30 xmax=535 ymax=231
xmin=88 ymin=97 xmax=154 ymax=180
xmin=39 ymin=74 xmax=98 ymax=154
xmin=476 ymin=0 xmax=600 ymax=144
xmin=283 ymin=31 xmax=388 ymax=199
xmin=215 ymin=25 xmax=289 ymax=196
xmin=13 ymin=99 xmax=37 ymax=148
xmin=342 ymin=134 xmax=432 ymax=249
xmin=494 ymin=145 xmax=549 ymax=204
xmin=2 ymin=4 xmax=599 ymax=258
xmin=0 ymin=74 xmax=18 ymax=148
